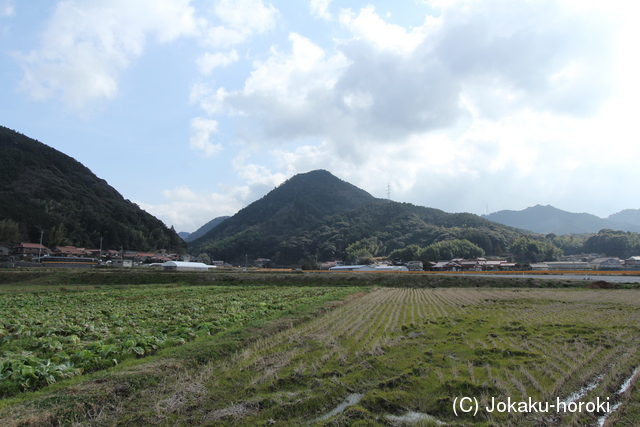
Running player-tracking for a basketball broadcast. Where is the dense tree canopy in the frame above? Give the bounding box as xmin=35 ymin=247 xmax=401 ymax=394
xmin=582 ymin=229 xmax=640 ymax=258
xmin=0 ymin=126 xmax=185 ymax=252
xmin=390 ymin=239 xmax=485 ymax=263
xmin=509 ymin=236 xmax=563 ymax=263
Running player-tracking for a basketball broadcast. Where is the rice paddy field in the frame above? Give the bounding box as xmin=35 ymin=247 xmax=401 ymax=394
xmin=1 ymin=271 xmax=639 ymax=426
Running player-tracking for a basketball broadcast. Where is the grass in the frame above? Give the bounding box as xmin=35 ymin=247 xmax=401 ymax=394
xmin=1 ymin=271 xmax=640 ymax=425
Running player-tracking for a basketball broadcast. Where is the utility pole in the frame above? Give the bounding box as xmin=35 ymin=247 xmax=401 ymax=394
xmin=386 ymin=182 xmax=391 ymax=200
xmin=38 ymin=230 xmax=44 ymax=261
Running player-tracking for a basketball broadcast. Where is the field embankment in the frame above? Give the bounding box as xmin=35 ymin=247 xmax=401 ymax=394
xmin=2 ymin=268 xmax=636 ymax=291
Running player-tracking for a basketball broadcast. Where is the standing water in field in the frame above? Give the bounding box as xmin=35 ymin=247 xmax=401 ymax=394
xmin=311 ymin=393 xmax=363 ymax=423
xmin=561 ymin=373 xmax=605 ymax=405
xmin=596 ymin=366 xmax=640 ymax=427
xmin=385 ymin=411 xmax=446 ymax=425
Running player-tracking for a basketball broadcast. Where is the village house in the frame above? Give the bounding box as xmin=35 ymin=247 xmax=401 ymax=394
xmin=52 ymin=246 xmax=88 ymax=257
xmin=589 ymin=257 xmax=622 ymax=269
xmin=13 ymin=243 xmax=50 ymax=257
xmin=430 ymin=258 xmax=516 ymax=272
xmin=254 ymin=258 xmax=272 ymax=267
xmin=625 ymin=256 xmax=640 ymax=267
xmin=432 ymin=261 xmax=462 ymax=271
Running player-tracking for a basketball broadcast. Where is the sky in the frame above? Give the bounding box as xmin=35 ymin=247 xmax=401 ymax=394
xmin=1 ymin=0 xmax=638 ymax=233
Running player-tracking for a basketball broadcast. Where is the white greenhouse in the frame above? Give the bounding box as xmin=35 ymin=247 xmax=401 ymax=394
xmin=162 ymin=261 xmax=210 ymax=272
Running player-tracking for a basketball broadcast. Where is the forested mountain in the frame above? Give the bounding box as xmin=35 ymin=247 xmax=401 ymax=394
xmin=273 ymin=200 xmax=522 ymax=265
xmin=189 ymin=170 xmax=522 ymax=265
xmin=188 ymin=170 xmax=376 ymax=262
xmin=0 ymin=126 xmax=185 ymax=252
xmin=483 ymin=204 xmax=640 ymax=235
xmin=181 ymin=216 xmax=230 ymax=242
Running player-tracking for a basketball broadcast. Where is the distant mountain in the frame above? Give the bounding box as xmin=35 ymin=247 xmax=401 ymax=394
xmin=483 ymin=204 xmax=640 ymax=235
xmin=189 ymin=170 xmax=522 ymax=265
xmin=608 ymin=209 xmax=640 ymax=228
xmin=178 ymin=231 xmax=191 ymax=240
xmin=0 ymin=126 xmax=185 ymax=252
xmin=183 ymin=216 xmax=230 ymax=242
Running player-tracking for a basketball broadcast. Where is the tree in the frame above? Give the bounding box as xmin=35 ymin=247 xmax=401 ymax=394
xmin=415 ymin=239 xmax=485 ymax=263
xmin=345 ymin=237 xmax=385 ymax=264
xmin=199 ymin=253 xmax=211 ymax=265
xmin=0 ymin=219 xmax=20 ymax=246
xmin=583 ymin=229 xmax=640 ymax=258
xmin=509 ymin=236 xmax=562 ymax=263
xmin=388 ymin=244 xmax=420 ymax=262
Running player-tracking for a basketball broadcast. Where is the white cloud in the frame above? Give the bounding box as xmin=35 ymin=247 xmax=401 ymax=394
xmin=190 ymin=117 xmax=223 ymax=156
xmin=310 ymin=0 xmax=332 ymax=20
xmin=19 ymin=0 xmax=199 ymax=108
xmin=190 ymin=83 xmax=228 ymax=114
xmin=196 ymin=49 xmax=240 ymax=75
xmin=138 ymin=184 xmax=250 ymax=232
xmin=155 ymin=0 xmax=629 ymax=226
xmin=0 ymin=0 xmax=14 ymax=17
xmin=339 ymin=6 xmax=429 ymax=54
xmin=197 ymin=2 xmax=615 ymax=149
xmin=203 ymin=0 xmax=277 ymax=48
xmin=138 ymin=157 xmax=289 ymax=232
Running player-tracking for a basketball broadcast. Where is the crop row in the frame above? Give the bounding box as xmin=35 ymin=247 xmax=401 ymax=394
xmin=201 ymin=287 xmax=640 ymax=425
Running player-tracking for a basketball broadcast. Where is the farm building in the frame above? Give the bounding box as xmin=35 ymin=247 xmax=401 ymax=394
xmin=545 ymin=261 xmax=590 ymax=270
xmin=530 ymin=263 xmax=549 ymax=271
xmin=374 ymin=265 xmax=409 ymax=271
xmin=328 ymin=265 xmax=376 ymax=272
xmin=162 ymin=261 xmax=210 ymax=272
xmin=111 ymin=259 xmax=133 ymax=268
xmin=405 ymin=261 xmax=423 ymax=271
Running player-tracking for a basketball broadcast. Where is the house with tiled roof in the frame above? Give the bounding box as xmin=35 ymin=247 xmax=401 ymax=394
xmin=625 ymin=256 xmax=640 ymax=267
xmin=52 ymin=246 xmax=88 ymax=257
xmin=14 ymin=243 xmax=50 ymax=257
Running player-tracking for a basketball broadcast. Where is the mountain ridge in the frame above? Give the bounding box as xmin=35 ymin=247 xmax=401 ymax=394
xmin=188 ymin=170 xmax=522 ymax=264
xmin=181 ymin=216 xmax=230 ymax=242
xmin=0 ymin=125 xmax=185 ymax=252
xmin=483 ymin=204 xmax=640 ymax=235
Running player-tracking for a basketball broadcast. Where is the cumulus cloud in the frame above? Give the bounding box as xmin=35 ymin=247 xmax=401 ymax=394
xmin=194 ymin=0 xmax=616 ymax=162
xmin=137 ymin=184 xmax=251 ymax=232
xmin=203 ymin=0 xmax=278 ymax=48
xmin=310 ymin=0 xmax=332 ymax=20
xmin=190 ymin=117 xmax=223 ymax=156
xmin=18 ymin=0 xmax=199 ymax=108
xmin=138 ymin=159 xmax=287 ymax=232
xmin=197 ymin=49 xmax=240 ymax=75
xmin=339 ymin=6 xmax=429 ymax=54
xmin=214 ymin=2 xmax=609 ymax=128
xmin=156 ymin=0 xmax=626 ymax=226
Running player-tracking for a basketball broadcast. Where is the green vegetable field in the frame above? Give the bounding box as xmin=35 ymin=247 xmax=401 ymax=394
xmin=0 ymin=284 xmax=358 ymax=397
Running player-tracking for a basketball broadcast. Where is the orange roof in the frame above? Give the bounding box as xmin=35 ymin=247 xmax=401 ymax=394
xmin=16 ymin=243 xmax=47 ymax=249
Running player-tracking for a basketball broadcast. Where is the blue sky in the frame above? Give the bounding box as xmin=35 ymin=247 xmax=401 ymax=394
xmin=1 ymin=0 xmax=638 ymax=232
